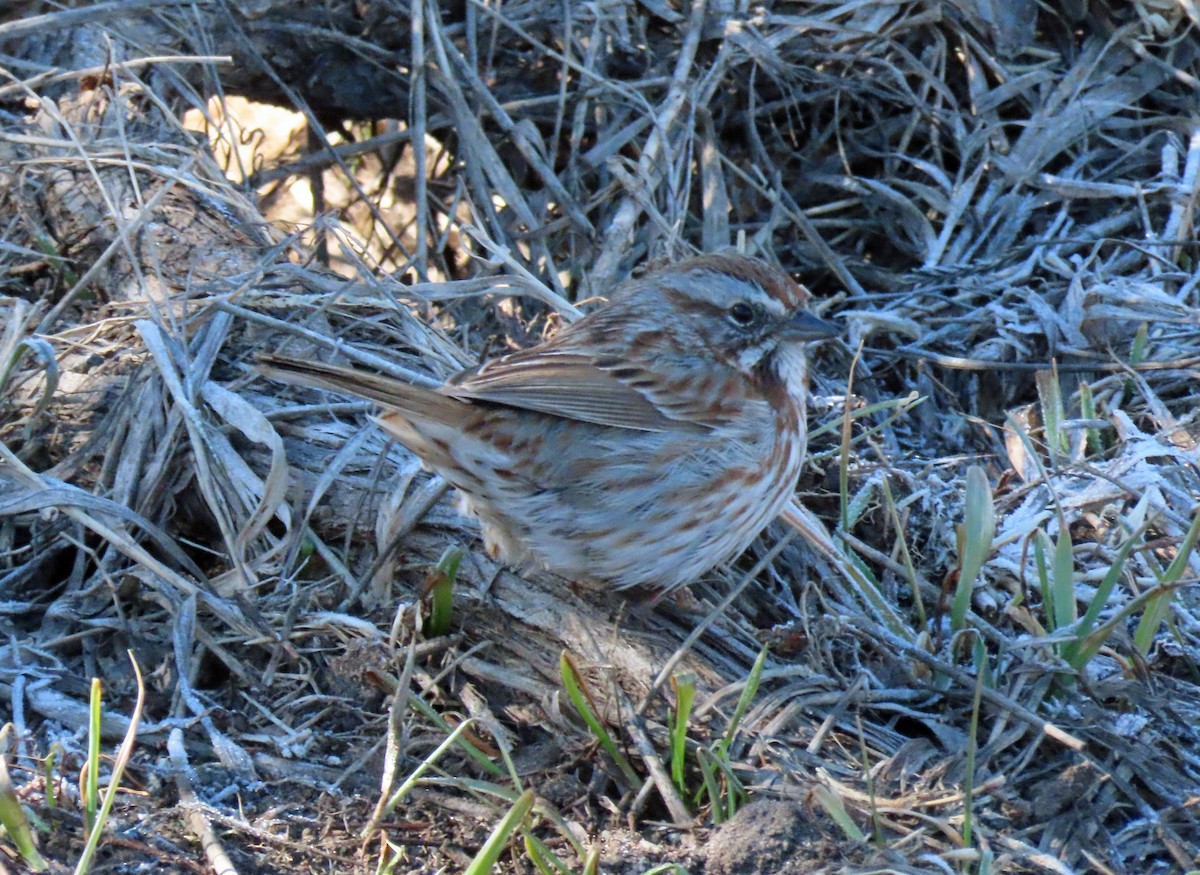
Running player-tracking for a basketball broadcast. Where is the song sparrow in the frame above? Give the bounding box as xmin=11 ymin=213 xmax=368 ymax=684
xmin=258 ymin=253 xmax=838 ymax=590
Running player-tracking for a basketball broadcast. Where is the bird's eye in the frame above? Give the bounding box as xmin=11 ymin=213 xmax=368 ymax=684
xmin=728 ymin=302 xmax=758 ymax=327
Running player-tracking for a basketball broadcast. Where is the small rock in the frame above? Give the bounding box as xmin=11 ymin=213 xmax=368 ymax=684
xmin=705 ymin=799 xmax=828 ymax=875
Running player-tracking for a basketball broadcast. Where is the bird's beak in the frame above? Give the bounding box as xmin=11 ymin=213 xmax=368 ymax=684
xmin=780 ymin=310 xmax=840 ymax=341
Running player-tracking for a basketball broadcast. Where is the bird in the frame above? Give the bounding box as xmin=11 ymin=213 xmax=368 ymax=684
xmin=258 ymin=252 xmax=839 ymax=591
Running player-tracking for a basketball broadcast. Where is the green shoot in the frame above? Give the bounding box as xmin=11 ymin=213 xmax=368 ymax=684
xmin=397 ymin=692 xmax=504 ymax=777
xmin=426 ymin=546 xmax=463 ymax=637
xmin=962 ymin=636 xmax=986 ymax=849
xmin=1065 ymin=526 xmax=1142 ymax=669
xmin=524 ymin=832 xmax=574 ymax=875
xmin=0 ymin=737 xmax=48 ymax=872
xmin=1052 ymin=526 xmax=1077 ymax=635
xmin=371 ymin=832 xmax=404 ymax=875
xmin=1129 ymin=322 xmax=1149 ymax=365
xmin=1078 ymin=381 xmax=1103 ymax=455
xmin=1133 ymin=590 xmax=1173 ymax=657
xmin=1134 ymin=507 xmax=1200 ymax=656
xmin=559 ymin=652 xmax=639 ymax=786
xmin=411 ymin=777 xmax=586 ymax=865
xmin=464 ymin=788 xmax=534 ymax=875
xmin=365 ymin=718 xmax=480 ymax=838
xmin=843 ymin=479 xmax=880 ymax=537
xmin=715 ymin=646 xmax=767 ymax=759
xmin=694 ymin=749 xmax=724 ymax=823
xmin=369 ymin=667 xmax=506 ymax=782
xmin=695 ymin=747 xmax=745 ymax=823
xmin=809 ymin=391 xmax=924 ymax=446
xmin=42 ymin=745 xmax=59 ymax=809
xmin=75 ymin=652 xmax=145 ymax=875
xmin=811 ymin=785 xmax=865 ymax=842
xmin=0 ymin=333 xmax=59 ymax=426
xmin=952 ymin=466 xmax=995 ymax=634
xmin=582 ymin=847 xmax=600 ymax=875
xmin=669 ymin=673 xmax=696 ymax=794
xmin=854 ymin=716 xmax=881 ymax=845
xmin=693 ymin=645 xmax=769 ymax=821
xmin=881 ymin=476 xmax=927 ymax=627
xmin=1035 ymin=367 xmax=1068 ymax=466
xmin=83 ymin=679 xmax=102 ymax=834
xmin=1036 ymin=526 xmax=1076 ymax=657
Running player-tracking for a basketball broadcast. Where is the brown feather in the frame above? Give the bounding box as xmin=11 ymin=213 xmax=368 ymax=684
xmin=255 ymin=354 xmax=467 ymax=423
xmin=443 ymin=350 xmax=710 ymax=433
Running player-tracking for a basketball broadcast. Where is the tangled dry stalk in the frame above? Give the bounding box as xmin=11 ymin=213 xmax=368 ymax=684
xmin=1 ymin=1 xmax=1199 ymax=873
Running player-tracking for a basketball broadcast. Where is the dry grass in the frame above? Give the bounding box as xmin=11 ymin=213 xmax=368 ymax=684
xmin=1 ymin=1 xmax=1199 ymax=873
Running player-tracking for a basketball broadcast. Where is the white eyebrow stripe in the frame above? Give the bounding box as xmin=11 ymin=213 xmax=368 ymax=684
xmin=680 ymin=269 xmax=786 ymax=316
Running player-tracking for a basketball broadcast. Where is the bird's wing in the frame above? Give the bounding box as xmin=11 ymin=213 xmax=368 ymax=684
xmin=441 ymin=348 xmax=712 ymax=433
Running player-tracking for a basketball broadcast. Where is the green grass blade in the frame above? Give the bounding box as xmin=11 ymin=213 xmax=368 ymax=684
xmin=1051 ymin=525 xmax=1077 ymax=638
xmin=366 ymin=718 xmax=480 ymax=837
xmin=952 ymin=466 xmax=995 ymax=633
xmin=697 ymin=746 xmax=745 ymax=822
xmin=716 ymin=645 xmax=767 ymax=758
xmin=1129 ymin=322 xmax=1149 ymax=365
xmin=426 ymin=546 xmax=463 ymax=637
xmin=83 ymin=678 xmax=102 ymax=834
xmin=811 ymin=785 xmax=865 ymax=842
xmin=75 ymin=652 xmax=145 ymax=875
xmin=694 ymin=747 xmax=723 ymax=823
xmin=523 ymin=832 xmax=572 ymax=875
xmin=559 ymin=651 xmax=639 ymax=786
xmin=402 ymin=694 xmax=504 ymax=777
xmin=880 ymin=476 xmax=926 ymax=626
xmin=1133 ymin=509 xmax=1200 ymax=655
xmin=1133 ymin=589 xmax=1174 ymax=656
xmin=42 ymin=744 xmax=59 ymax=810
xmin=1033 ymin=531 xmax=1050 ymax=625
xmin=1035 ymin=367 xmax=1068 ymax=466
xmin=0 ymin=330 xmax=60 ymax=427
xmin=1078 ymin=381 xmax=1102 ymax=455
xmin=962 ymin=636 xmax=986 ymax=848
xmin=464 ymin=788 xmax=535 ymax=875
xmin=1159 ymin=504 xmax=1200 ymax=586
xmin=1066 ymin=525 xmax=1142 ymax=668
xmin=0 ymin=751 xmax=48 ymax=871
xmin=581 ymin=846 xmax=600 ymax=875
xmin=670 ymin=673 xmax=696 ymax=794
xmin=838 ymin=348 xmax=856 ymax=534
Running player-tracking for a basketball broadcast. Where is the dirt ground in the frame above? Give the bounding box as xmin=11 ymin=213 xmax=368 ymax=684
xmin=2 ymin=1 xmax=1200 ymax=873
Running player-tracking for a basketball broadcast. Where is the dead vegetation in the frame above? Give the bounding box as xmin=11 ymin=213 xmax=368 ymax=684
xmin=1 ymin=1 xmax=1199 ymax=873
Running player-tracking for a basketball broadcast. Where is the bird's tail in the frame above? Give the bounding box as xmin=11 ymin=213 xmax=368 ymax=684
xmin=255 ymin=353 xmax=461 ymax=421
